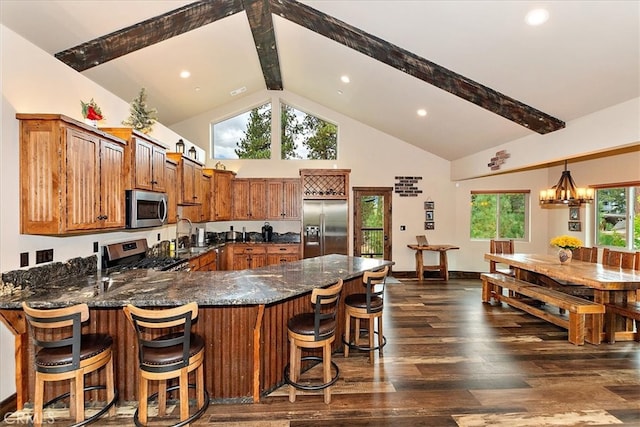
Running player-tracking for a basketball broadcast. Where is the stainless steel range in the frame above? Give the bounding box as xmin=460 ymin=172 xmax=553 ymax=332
xmin=102 ymin=239 xmax=189 ymax=273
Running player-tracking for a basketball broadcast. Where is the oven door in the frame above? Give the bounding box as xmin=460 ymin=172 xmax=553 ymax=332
xmin=126 ymin=190 xmax=168 ymax=228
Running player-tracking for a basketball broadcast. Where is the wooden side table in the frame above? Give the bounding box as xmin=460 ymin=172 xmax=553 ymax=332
xmin=407 ymin=244 xmax=460 ymax=281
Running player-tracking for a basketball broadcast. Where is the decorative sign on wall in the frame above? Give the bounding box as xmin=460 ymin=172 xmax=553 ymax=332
xmin=487 ymin=150 xmax=510 ymax=171
xmin=394 ymin=176 xmax=422 ymax=197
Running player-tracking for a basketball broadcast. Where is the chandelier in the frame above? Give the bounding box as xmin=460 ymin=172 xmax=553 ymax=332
xmin=539 ymin=160 xmax=594 ymax=206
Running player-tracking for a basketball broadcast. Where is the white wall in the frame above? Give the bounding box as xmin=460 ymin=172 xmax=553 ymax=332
xmin=452 ymin=97 xmax=640 ymax=181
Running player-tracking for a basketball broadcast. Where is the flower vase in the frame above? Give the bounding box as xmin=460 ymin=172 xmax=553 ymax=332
xmin=558 ymin=248 xmax=572 ymax=264
xmin=84 ymin=118 xmax=98 ymax=128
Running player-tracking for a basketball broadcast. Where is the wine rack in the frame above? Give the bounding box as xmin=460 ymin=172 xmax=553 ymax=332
xmin=300 ymin=169 xmax=351 ymax=199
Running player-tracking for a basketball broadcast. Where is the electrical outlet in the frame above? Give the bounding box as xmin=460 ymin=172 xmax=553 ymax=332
xmin=20 ymin=252 xmax=29 ymax=267
xmin=93 ymin=242 xmax=99 ymax=253
xmin=400 ymin=225 xmax=406 ymax=231
xmin=36 ymin=249 xmax=53 ymax=264
xmin=157 ymin=233 xmax=161 ymax=241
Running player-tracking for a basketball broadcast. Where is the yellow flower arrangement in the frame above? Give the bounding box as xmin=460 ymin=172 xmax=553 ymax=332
xmin=550 ymin=235 xmax=583 ymax=250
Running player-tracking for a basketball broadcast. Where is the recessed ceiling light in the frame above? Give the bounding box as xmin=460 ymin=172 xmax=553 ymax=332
xmin=230 ymin=86 xmax=247 ymax=96
xmin=337 ymin=90 xmax=344 ymax=95
xmin=195 ymin=87 xmax=201 ymax=92
xmin=180 ymin=70 xmax=191 ymax=79
xmin=525 ymin=8 xmax=549 ymax=26
xmin=417 ymin=109 xmax=427 ymax=117
xmin=340 ymin=75 xmax=350 ymax=84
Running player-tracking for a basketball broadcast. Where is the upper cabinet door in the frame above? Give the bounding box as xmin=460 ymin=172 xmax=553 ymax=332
xmin=65 ymin=128 xmax=101 ymax=231
xmin=232 ymin=179 xmax=266 ymax=220
xmin=100 ymin=127 xmax=168 ymax=193
xmin=98 ymin=139 xmax=125 ymax=229
xmin=150 ymin=145 xmax=167 ymax=192
xmin=213 ymin=170 xmax=234 ymax=221
xmin=266 ymin=179 xmax=301 ymax=220
xmin=133 ymin=137 xmax=153 ymax=190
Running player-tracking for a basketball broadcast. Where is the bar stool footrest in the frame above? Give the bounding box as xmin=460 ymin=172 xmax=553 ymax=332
xmin=342 ymin=329 xmax=387 ymax=352
xmin=133 ymin=383 xmax=209 ymax=427
xmin=43 ymin=385 xmax=119 ymax=427
xmin=284 ymin=356 xmax=339 ymax=391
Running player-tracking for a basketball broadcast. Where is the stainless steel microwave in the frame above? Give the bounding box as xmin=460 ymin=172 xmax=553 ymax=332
xmin=125 ymin=190 xmax=168 ymax=229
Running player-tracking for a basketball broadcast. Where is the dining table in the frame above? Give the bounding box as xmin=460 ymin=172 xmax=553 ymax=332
xmin=483 ymin=252 xmax=640 ymax=342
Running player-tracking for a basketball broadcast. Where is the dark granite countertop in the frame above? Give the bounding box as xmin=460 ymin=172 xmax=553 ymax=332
xmin=0 ymin=255 xmax=393 ymax=309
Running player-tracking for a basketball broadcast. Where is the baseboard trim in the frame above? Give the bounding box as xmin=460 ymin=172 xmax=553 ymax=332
xmin=392 ymin=270 xmax=481 ymax=280
xmin=0 ymin=393 xmax=17 ymax=419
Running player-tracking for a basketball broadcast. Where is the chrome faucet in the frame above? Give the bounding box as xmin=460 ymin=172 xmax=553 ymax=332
xmin=176 ymin=216 xmax=193 ymax=253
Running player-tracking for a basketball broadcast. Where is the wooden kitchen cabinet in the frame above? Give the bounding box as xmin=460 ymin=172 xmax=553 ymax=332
xmin=18 ymin=114 xmax=126 ymax=234
xmin=266 ymin=179 xmax=301 ymax=220
xmin=189 ymin=249 xmax=217 ymax=271
xmin=100 ymin=127 xmax=167 ymax=192
xmin=205 ymin=169 xmax=235 ymax=221
xmin=266 ymin=244 xmax=300 ymax=265
xmin=165 ymin=159 xmax=178 ymax=224
xmin=181 ymin=172 xmax=211 ymax=223
xmin=166 ymin=153 xmax=203 ymax=205
xmin=230 ymin=244 xmax=267 ymax=270
xmin=232 ymin=179 xmax=267 ymax=220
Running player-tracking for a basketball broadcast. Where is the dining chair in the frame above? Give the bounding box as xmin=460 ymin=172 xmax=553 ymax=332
xmin=571 ymin=246 xmax=598 ymax=263
xmin=489 ymin=239 xmax=515 ymax=276
xmin=601 ymin=248 xmax=636 ymax=269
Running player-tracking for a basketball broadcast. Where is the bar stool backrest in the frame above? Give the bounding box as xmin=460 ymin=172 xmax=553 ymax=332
xmin=123 ymin=302 xmax=199 ymax=374
xmin=362 ymin=266 xmax=389 ymax=314
xmin=572 ymin=247 xmax=598 ymax=263
xmin=601 ymin=248 xmax=636 ymax=269
xmin=22 ymin=302 xmax=89 ymax=373
xmin=310 ymin=280 xmax=343 ymax=341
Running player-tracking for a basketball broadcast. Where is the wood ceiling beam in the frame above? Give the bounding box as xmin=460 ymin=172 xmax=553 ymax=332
xmin=271 ymin=0 xmax=565 ymax=134
xmin=243 ymin=0 xmax=283 ymax=90
xmin=55 ymin=0 xmax=245 ymax=72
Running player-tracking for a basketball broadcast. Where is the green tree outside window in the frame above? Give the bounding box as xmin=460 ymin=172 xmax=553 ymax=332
xmin=470 ymin=193 xmax=527 ymax=239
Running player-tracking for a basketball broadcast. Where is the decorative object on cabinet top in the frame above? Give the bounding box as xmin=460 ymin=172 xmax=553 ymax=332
xmin=122 ymin=87 xmax=157 ymax=134
xmin=80 ymin=97 xmax=103 ymax=127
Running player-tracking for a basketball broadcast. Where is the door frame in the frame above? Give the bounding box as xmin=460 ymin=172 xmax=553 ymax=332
xmin=353 ymin=187 xmax=393 ymax=264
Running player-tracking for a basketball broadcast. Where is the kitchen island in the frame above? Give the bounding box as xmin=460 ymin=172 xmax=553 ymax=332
xmin=0 ymin=254 xmax=392 ymax=408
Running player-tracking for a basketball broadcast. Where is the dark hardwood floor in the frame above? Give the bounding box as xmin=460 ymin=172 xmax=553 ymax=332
xmin=4 ymin=278 xmax=639 ymax=426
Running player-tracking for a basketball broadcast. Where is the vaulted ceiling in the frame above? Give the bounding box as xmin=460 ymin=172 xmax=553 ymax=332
xmin=1 ymin=0 xmax=638 ymax=160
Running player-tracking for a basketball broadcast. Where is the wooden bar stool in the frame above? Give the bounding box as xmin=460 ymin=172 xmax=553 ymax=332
xmin=21 ymin=302 xmax=118 ymax=427
xmin=123 ymin=302 xmax=209 ymax=427
xmin=284 ymin=280 xmax=343 ymax=404
xmin=343 ymin=266 xmax=389 ymax=364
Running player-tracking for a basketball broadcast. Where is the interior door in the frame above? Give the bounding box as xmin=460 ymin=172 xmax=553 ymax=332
xmin=353 ymin=187 xmax=392 ymax=262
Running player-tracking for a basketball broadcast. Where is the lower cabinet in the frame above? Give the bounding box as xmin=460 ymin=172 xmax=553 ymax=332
xmin=266 ymin=244 xmax=300 ymax=265
xmin=189 ymin=250 xmax=218 ymax=271
xmin=231 ymin=245 xmax=267 ymax=270
xmin=227 ymin=244 xmax=300 ymax=270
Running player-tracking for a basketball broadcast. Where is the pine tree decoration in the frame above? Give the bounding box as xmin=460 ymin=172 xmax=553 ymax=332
xmin=122 ymin=88 xmax=158 ymax=134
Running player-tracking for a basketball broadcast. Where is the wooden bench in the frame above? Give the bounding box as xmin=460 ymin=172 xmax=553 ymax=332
xmin=604 ymin=302 xmax=640 ymax=343
xmin=481 ymin=273 xmax=605 ymax=345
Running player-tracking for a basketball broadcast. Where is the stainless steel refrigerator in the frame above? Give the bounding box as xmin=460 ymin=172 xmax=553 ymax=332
xmin=303 ymin=200 xmax=348 ymax=258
